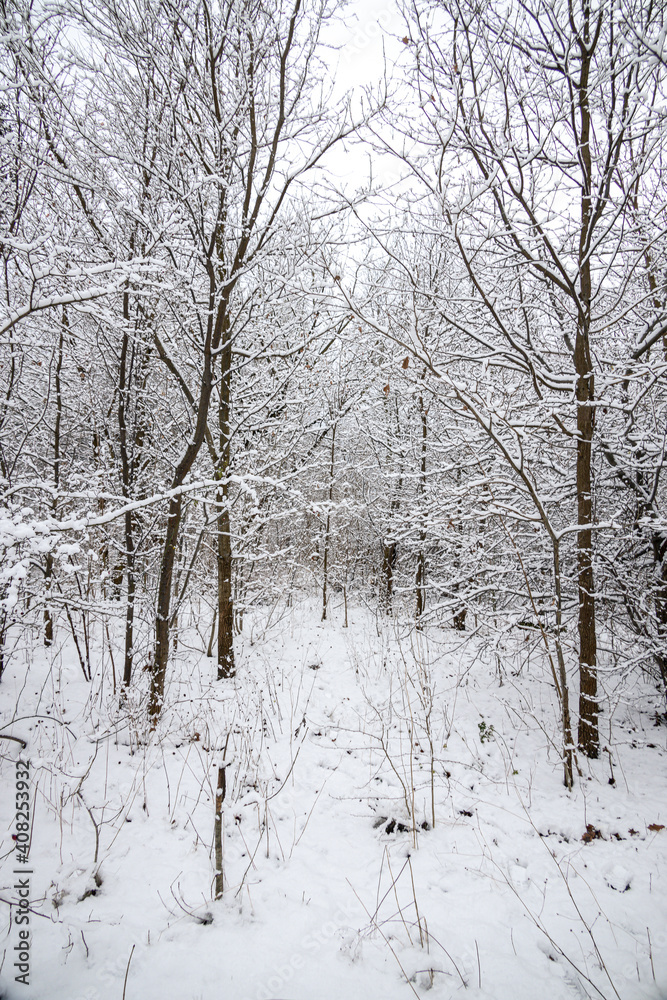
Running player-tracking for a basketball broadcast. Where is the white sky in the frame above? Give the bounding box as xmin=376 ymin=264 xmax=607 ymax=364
xmin=325 ymin=0 xmax=405 ymax=91
xmin=319 ymin=0 xmax=407 ymax=190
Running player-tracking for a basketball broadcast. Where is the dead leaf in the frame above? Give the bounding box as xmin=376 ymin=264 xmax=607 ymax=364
xmin=402 ymin=356 xmax=409 ymax=369
xmin=648 ymin=823 xmax=665 ymax=832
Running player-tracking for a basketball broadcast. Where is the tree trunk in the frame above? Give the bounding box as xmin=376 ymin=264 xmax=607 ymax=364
xmin=553 ymin=540 xmax=575 ymax=789
xmin=321 ymin=423 xmax=336 ymax=623
xmin=207 ymin=609 xmax=216 ymax=658
xmin=576 ymin=373 xmax=598 ymax=757
xmin=44 ymin=319 xmax=65 ymax=646
xmin=0 ymin=611 xmax=7 ymax=683
xmin=43 ymin=552 xmax=54 ymax=646
xmin=217 ymin=501 xmax=235 ymax=679
xmin=214 ymin=763 xmax=225 ymax=899
xmin=217 ymin=326 xmax=235 ymax=680
xmin=117 ymin=280 xmax=141 ymax=690
xmin=452 ymin=465 xmax=466 ymax=631
xmin=452 ymin=605 xmax=467 ymax=632
xmin=112 ymin=562 xmax=124 ymax=600
xmin=415 ymin=550 xmax=426 ymax=621
xmin=122 ymin=535 xmax=135 ymax=688
xmin=416 ymin=391 xmax=427 ymax=623
xmin=149 ymin=259 xmax=228 ymax=720
xmin=575 ymin=25 xmax=599 ymax=758
xmin=150 ymin=494 xmax=183 ymax=719
xmin=382 ymin=540 xmax=397 ymax=614
xmin=651 ymin=530 xmax=667 ymax=701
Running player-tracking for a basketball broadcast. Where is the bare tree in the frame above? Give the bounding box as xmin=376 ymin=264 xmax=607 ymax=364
xmin=63 ymin=0 xmax=358 ymax=719
xmin=388 ymin=0 xmax=667 ymax=757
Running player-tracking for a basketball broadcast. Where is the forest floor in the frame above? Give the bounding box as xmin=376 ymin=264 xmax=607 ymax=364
xmin=1 ymin=601 xmax=666 ymax=1000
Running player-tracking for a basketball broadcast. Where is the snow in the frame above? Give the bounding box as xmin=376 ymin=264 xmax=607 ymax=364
xmin=1 ymin=604 xmax=666 ymax=1000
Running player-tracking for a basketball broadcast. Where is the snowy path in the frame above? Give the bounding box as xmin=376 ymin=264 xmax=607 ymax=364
xmin=1 ymin=606 xmax=666 ymax=1000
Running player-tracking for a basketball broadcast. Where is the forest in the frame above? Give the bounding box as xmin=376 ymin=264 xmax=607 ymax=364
xmin=1 ymin=0 xmax=666 ymax=998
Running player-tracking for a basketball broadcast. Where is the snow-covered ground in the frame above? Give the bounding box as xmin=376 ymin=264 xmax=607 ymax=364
xmin=1 ymin=602 xmax=666 ymax=1000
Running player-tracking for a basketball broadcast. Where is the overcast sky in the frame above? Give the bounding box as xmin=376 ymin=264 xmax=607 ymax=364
xmin=325 ymin=1 xmax=405 ymax=91
xmin=318 ymin=1 xmax=407 ymax=190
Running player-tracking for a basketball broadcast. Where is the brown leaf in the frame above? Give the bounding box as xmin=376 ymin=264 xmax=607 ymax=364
xmin=648 ymin=823 xmax=665 ymax=832
xmin=402 ymin=36 xmax=410 ymax=44
xmin=402 ymin=356 xmax=410 ymax=369
xmin=383 ymin=383 xmax=390 ymax=395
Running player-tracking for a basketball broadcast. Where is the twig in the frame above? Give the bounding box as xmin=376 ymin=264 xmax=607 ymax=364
xmin=122 ymin=944 xmax=135 ymax=1000
xmin=408 ymin=856 xmax=424 ymax=949
xmin=0 ymin=733 xmax=27 ymax=749
xmin=62 ymin=599 xmax=91 ymax=681
xmin=386 ymin=851 xmax=414 ymax=946
xmin=346 ymin=878 xmax=421 ymax=1000
xmin=0 ymin=715 xmax=76 ymax=739
xmin=76 ymin=791 xmax=100 ymax=865
xmin=214 ymin=733 xmax=231 ymax=900
xmin=647 ymin=927 xmax=656 ymax=981
xmin=104 ymin=620 xmax=117 ymax=695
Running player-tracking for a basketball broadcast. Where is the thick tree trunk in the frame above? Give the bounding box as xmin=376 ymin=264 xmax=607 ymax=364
xmin=576 ymin=371 xmax=598 ymax=756
xmin=575 ymin=24 xmax=599 ymax=759
xmin=651 ymin=530 xmax=667 ymax=700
